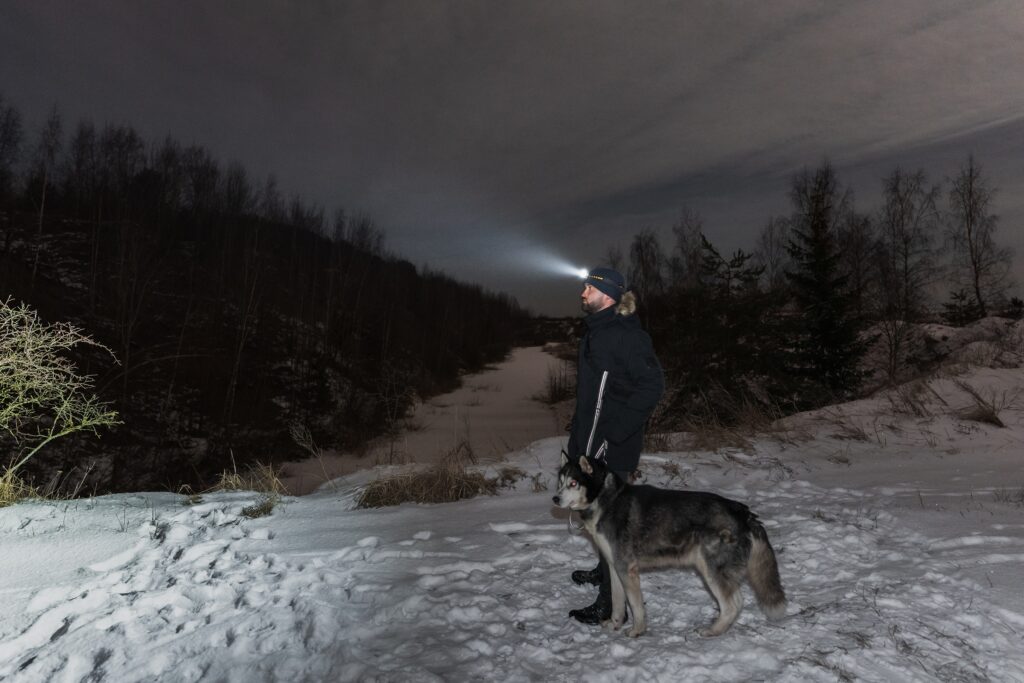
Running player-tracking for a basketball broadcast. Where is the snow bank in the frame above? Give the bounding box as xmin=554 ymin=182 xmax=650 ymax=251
xmin=3 ymin=397 xmax=1024 ymax=681
xmin=3 ymin=336 xmax=1024 ymax=680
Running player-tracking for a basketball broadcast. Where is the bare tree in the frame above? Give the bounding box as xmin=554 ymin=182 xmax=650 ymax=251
xmin=627 ymin=228 xmax=665 ymax=306
xmin=31 ymin=105 xmax=63 ymax=288
xmin=0 ymin=94 xmax=23 ymax=257
xmin=223 ymin=161 xmax=254 ymax=216
xmin=98 ymin=123 xmax=145 ymax=221
xmin=181 ymin=144 xmax=220 ymax=218
xmin=0 ymin=94 xmax=22 ymax=198
xmin=347 ymin=212 xmax=385 ymax=256
xmin=61 ymin=119 xmax=98 ymax=219
xmin=259 ymin=173 xmax=285 ymax=223
xmin=112 ymin=222 xmax=161 ymax=398
xmin=754 ymin=216 xmax=790 ymax=293
xmin=668 ymin=206 xmax=704 ymax=288
xmin=603 ymin=243 xmax=624 ymax=272
xmin=331 ymin=207 xmax=348 ymax=242
xmin=223 ymin=242 xmax=261 ymax=424
xmin=874 ymin=167 xmax=941 ymax=382
xmin=946 ymin=155 xmax=1012 ymax=317
xmin=90 ymin=124 xmax=144 ymax=311
xmin=879 ymin=167 xmax=940 ymax=321
xmin=150 ymin=136 xmax=184 ymax=217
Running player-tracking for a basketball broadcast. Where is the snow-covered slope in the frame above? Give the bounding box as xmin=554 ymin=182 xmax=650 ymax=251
xmin=3 ymin=391 xmax=1024 ymax=682
xmin=3 ymin=319 xmax=1024 ymax=681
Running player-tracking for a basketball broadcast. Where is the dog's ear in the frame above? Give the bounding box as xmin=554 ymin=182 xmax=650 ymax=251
xmin=560 ymin=450 xmax=568 ymax=468
xmin=579 ymin=456 xmax=593 ymax=475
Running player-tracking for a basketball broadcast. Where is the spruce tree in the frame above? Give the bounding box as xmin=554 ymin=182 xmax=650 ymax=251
xmin=784 ymin=163 xmax=869 ymax=404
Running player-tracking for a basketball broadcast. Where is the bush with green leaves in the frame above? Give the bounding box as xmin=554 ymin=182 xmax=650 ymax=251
xmin=1 ymin=298 xmax=119 ymax=477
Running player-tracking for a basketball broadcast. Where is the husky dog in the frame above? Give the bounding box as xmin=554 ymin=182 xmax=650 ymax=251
xmin=553 ymin=453 xmax=786 ymax=638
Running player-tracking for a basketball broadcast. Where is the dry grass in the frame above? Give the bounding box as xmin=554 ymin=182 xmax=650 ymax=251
xmin=535 ymin=360 xmax=574 ymax=405
xmin=211 ymin=457 xmax=288 ymax=518
xmin=685 ymin=413 xmax=753 ymax=451
xmin=955 ymin=380 xmax=1019 ymax=428
xmin=240 ymin=498 xmax=277 ymax=518
xmin=0 ymin=467 xmax=39 ymax=507
xmin=675 ymin=386 xmax=804 ymax=452
xmin=0 ymin=464 xmax=96 ymax=508
xmin=179 ymin=486 xmax=204 ymax=506
xmin=643 ymin=431 xmax=682 ymax=452
xmin=821 ymin=409 xmax=871 ymax=442
xmin=886 ymin=380 xmax=934 ymax=417
xmin=356 ymin=441 xmax=503 ymax=508
xmin=542 ymin=342 xmax=577 ymax=362
xmin=494 ymin=465 xmax=527 ymax=489
xmin=658 ymin=461 xmax=691 ymax=487
xmin=213 ymin=461 xmax=288 ymax=495
xmin=994 ymin=486 xmax=1024 ymax=507
xmin=289 ymin=422 xmax=339 ymax=492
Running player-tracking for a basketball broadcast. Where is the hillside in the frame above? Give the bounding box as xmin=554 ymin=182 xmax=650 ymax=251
xmin=1 ymin=208 xmax=526 ymax=494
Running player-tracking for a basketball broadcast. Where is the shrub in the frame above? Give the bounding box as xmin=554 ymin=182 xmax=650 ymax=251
xmin=1 ymin=299 xmax=119 ymax=489
xmin=356 ymin=440 xmax=500 ymax=508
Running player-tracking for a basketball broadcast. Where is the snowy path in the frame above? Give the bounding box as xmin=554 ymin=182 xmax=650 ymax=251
xmin=3 ymin=432 xmax=1024 ymax=682
xmin=280 ymin=345 xmax=566 ymax=495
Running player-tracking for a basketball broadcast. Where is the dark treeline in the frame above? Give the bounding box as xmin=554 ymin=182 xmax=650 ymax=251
xmin=0 ymin=96 xmax=527 ymax=492
xmin=614 ymin=160 xmax=1019 ymax=426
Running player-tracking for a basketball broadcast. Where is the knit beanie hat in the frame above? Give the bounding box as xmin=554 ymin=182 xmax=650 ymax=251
xmin=584 ymin=267 xmax=626 ymax=302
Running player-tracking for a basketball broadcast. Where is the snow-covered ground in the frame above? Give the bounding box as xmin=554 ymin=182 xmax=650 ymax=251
xmin=3 ymin=328 xmax=1024 ymax=681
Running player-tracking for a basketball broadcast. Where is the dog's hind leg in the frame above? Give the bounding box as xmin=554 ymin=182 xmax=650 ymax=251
xmin=622 ymin=561 xmax=646 ymax=638
xmin=695 ymin=553 xmax=743 ymax=637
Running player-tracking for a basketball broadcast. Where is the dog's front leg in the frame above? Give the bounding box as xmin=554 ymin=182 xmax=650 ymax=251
xmin=623 ymin=561 xmax=646 ymax=637
xmin=603 ymin=563 xmax=627 ymax=632
xmin=591 ymin=534 xmax=625 ymax=632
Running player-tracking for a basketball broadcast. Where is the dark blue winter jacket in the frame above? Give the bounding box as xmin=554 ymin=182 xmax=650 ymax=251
xmin=567 ymin=303 xmax=664 ymax=473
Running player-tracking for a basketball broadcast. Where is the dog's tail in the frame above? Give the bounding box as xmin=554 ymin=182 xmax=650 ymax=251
xmin=746 ymin=519 xmax=786 ymax=620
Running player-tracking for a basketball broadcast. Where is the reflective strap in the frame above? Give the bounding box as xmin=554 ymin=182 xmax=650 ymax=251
xmin=585 ymin=370 xmax=609 ymax=459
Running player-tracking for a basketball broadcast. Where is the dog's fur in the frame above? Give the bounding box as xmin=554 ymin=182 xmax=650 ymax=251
xmin=554 ymin=453 xmax=786 ymax=638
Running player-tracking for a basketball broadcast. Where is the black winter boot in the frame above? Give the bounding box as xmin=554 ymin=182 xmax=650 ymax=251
xmin=570 ymin=565 xmax=601 ymax=586
xmin=569 ymin=560 xmax=628 ymax=626
xmin=568 ymin=591 xmax=611 ymax=624
xmin=568 ymin=589 xmax=629 ymax=625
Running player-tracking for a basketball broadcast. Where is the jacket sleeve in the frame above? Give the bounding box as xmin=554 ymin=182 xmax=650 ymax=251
xmin=603 ymin=330 xmax=664 ymax=445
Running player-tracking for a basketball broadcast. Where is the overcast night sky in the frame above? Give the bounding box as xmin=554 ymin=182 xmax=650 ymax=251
xmin=2 ymin=1 xmax=1023 ymax=315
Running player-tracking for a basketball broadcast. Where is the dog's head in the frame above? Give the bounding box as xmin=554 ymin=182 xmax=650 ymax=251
xmin=552 ymin=452 xmax=606 ymax=510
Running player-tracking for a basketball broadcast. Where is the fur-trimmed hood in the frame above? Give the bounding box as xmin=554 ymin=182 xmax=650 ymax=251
xmin=615 ymin=291 xmax=637 ymax=316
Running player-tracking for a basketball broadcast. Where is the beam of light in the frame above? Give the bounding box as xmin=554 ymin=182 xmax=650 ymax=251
xmin=505 ymin=245 xmax=591 ymax=280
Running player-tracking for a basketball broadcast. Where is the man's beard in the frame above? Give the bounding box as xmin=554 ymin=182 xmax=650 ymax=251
xmin=581 ymin=298 xmax=603 ymax=314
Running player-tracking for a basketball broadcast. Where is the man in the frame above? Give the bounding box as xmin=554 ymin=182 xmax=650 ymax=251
xmin=566 ymin=266 xmax=664 ymax=624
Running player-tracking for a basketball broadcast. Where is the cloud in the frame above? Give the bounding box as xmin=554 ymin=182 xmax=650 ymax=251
xmin=2 ymin=1 xmax=1023 ymax=313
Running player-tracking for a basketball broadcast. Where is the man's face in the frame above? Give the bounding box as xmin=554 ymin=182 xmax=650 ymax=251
xmin=580 ymin=283 xmax=614 ymax=314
